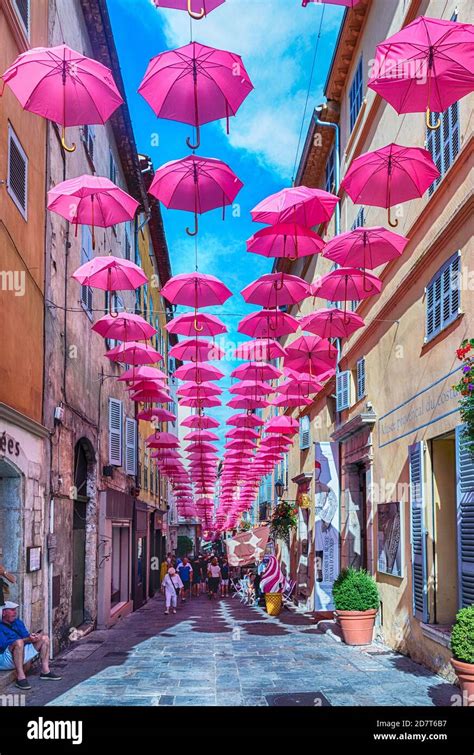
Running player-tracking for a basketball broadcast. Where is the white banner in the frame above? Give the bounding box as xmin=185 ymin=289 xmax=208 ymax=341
xmin=314 ymin=441 xmax=340 ymax=611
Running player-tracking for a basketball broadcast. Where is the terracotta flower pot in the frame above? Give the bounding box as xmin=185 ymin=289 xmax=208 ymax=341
xmin=451 ymin=659 xmax=474 ymax=706
xmin=334 ymin=609 xmax=378 ymax=645
xmin=265 ymin=593 xmax=283 ymax=616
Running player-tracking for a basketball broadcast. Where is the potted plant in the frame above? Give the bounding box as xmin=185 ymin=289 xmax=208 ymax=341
xmin=450 ymin=606 xmax=474 ymax=706
xmin=260 ymin=556 xmax=285 ymax=616
xmin=270 ymin=500 xmax=297 ymax=543
xmin=332 ymin=567 xmax=380 ymax=645
xmin=453 ymin=339 xmax=474 ymax=444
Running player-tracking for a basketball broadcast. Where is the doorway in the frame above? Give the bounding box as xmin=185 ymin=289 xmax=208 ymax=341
xmin=0 ymin=458 xmax=23 ymax=606
xmin=347 ymin=463 xmax=367 ymax=570
xmin=72 ymin=440 xmax=93 ymax=628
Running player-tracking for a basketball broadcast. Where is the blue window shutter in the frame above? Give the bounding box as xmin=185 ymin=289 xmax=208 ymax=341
xmin=336 ymin=371 xmax=350 ymax=411
xmin=409 ymin=442 xmax=428 ymax=621
xmin=427 ymin=102 xmax=459 ymax=195
xmin=425 ymin=253 xmax=461 ymax=341
xmin=455 ymin=426 xmax=474 ymax=608
xmin=349 ymin=57 xmax=363 ymax=131
xmin=109 ymin=398 xmax=123 ymax=466
xmin=357 ymin=358 xmax=366 ymax=401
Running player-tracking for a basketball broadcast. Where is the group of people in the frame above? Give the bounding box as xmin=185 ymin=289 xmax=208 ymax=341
xmin=161 ymin=553 xmax=231 ymax=615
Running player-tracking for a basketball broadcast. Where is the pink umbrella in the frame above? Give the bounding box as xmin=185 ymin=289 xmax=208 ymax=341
xmin=181 ymin=415 xmax=220 ymax=429
xmin=1 ymin=44 xmax=123 ymax=152
xmin=146 ymin=431 xmax=180 ymax=448
xmin=286 ymin=335 xmax=338 ymax=364
xmin=149 ymin=154 xmax=243 ymax=236
xmin=131 ymin=389 xmax=171 ymax=403
xmin=340 ymin=143 xmax=440 ymax=227
xmin=227 ymin=397 xmax=270 ymax=410
xmin=300 ymin=308 xmax=365 ymax=339
xmin=233 ymin=339 xmax=287 ymax=361
xmin=277 ymin=377 xmax=323 ymax=395
xmin=272 ymin=395 xmax=312 ymax=408
xmin=166 ymin=312 xmax=227 ymax=337
xmin=92 ymin=312 xmax=156 ymax=341
xmin=251 ymin=186 xmax=339 ymax=226
xmin=227 ymin=413 xmax=264 ymax=428
xmin=226 ymin=428 xmax=260 ymax=439
xmin=177 ymin=382 xmax=222 ymax=397
xmin=105 ymin=341 xmax=163 ymax=366
xmin=138 ymin=41 xmax=252 ymax=148
xmin=180 ymin=397 xmax=222 ymax=408
xmin=169 ymin=339 xmax=224 ymax=362
xmin=126 ymin=379 xmax=169 ymax=394
xmin=241 ymin=273 xmax=309 ymax=308
xmin=302 ymin=0 xmax=361 ymax=7
xmin=48 ymin=176 xmax=139 ymax=249
xmin=312 ymin=267 xmax=382 ymax=304
xmin=237 ymin=309 xmax=299 ymax=338
xmin=183 ymin=430 xmax=219 ymax=442
xmin=323 ymin=226 xmax=409 ymax=269
xmin=174 ymin=362 xmax=224 ymax=382
xmin=368 ymin=16 xmax=474 ymax=130
xmin=153 ymin=0 xmax=224 ymax=20
xmin=118 ymin=366 xmax=168 ymax=383
xmin=231 ymin=361 xmax=281 ymax=381
xmin=266 ymin=416 xmax=299 ymax=434
xmin=137 ymin=407 xmax=176 ymax=422
xmin=228 ymin=381 xmax=274 ymax=397
xmin=72 ymin=256 xmax=147 ymax=293
xmin=161 ymin=273 xmax=232 ymax=332
xmin=247 ymin=223 xmax=324 ymax=260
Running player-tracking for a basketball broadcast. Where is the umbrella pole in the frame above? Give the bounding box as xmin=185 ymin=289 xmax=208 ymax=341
xmin=426 ymin=64 xmax=440 ymax=131
xmin=61 ymin=63 xmax=76 ymax=153
xmin=186 ymin=69 xmax=201 ymax=149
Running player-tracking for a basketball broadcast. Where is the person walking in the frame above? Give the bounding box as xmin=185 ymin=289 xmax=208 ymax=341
xmin=200 ymin=555 xmax=208 ymax=595
xmin=191 ymin=555 xmax=201 ymax=597
xmin=220 ymin=558 xmax=230 ymax=598
xmin=161 ymin=567 xmax=183 ymax=615
xmin=177 ymin=556 xmax=193 ymax=603
xmin=207 ymin=557 xmax=221 ymax=601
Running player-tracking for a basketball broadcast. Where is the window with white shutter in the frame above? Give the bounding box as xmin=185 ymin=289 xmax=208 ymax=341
xmin=125 ymin=417 xmax=137 ymax=476
xmin=299 ymin=415 xmax=310 ymax=450
xmin=109 ymin=398 xmax=123 ymax=466
xmin=455 ymin=426 xmax=474 ymax=608
xmin=409 ymin=442 xmax=428 ymax=621
xmin=336 ymin=370 xmax=350 ymax=412
xmin=426 ymin=101 xmax=460 ymax=195
xmin=81 ymin=226 xmax=93 ymax=314
xmin=13 ymin=0 xmax=30 ymax=37
xmin=356 ymin=358 xmax=366 ymax=402
xmin=7 ymin=125 xmax=28 ymax=219
xmin=425 ymin=252 xmax=461 ymax=342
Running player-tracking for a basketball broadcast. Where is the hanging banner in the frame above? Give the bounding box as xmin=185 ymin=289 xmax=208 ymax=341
xmin=314 ymin=442 xmax=340 ymax=611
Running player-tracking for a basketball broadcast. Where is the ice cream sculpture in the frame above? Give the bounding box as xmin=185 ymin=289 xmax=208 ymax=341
xmin=260 ymin=556 xmax=285 ymax=595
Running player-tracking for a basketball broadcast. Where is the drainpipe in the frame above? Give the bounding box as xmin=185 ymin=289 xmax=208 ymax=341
xmin=312 ymin=104 xmax=340 ymax=236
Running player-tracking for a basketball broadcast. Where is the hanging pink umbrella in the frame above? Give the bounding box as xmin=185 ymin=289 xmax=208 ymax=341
xmin=227 ymin=413 xmax=264 ymax=428
xmin=153 ymin=0 xmax=225 ymax=21
xmin=166 ymin=312 xmax=227 ymax=337
xmin=146 ymin=431 xmax=180 ymax=448
xmin=312 ymin=267 xmax=382 ymax=303
xmin=137 ymin=407 xmax=176 ymax=422
xmin=300 ymin=308 xmax=365 ymax=339
xmin=247 ymin=223 xmax=324 ymax=260
xmin=226 ymin=428 xmax=260 ymax=439
xmin=105 ymin=341 xmax=163 ymax=366
xmin=72 ymin=256 xmax=147 ymax=293
xmin=149 ymin=154 xmax=243 ymax=236
xmin=181 ymin=414 xmax=220 ymax=429
xmin=174 ymin=362 xmax=224 ymax=382
xmin=177 ymin=382 xmax=222 ymax=397
xmin=180 ymin=397 xmax=222 ymax=408
xmin=302 ymin=0 xmax=361 ymax=7
xmin=138 ymin=41 xmax=252 ymax=148
xmin=272 ymin=395 xmax=312 ymax=408
xmin=183 ymin=430 xmax=219 ymax=442
xmin=228 ymin=381 xmax=274 ymax=397
xmin=285 ymin=335 xmax=337 ymax=376
xmin=266 ymin=416 xmax=299 ymax=434
xmin=277 ymin=377 xmax=323 ymax=395
xmin=231 ymin=361 xmax=281 ymax=382
xmin=118 ymin=366 xmax=168 ymax=383
xmin=161 ymin=273 xmax=232 ymax=332
xmin=237 ymin=309 xmax=299 ymax=339
xmin=368 ymin=16 xmax=474 ymax=130
xmin=323 ymin=226 xmax=408 ymax=269
xmin=92 ymin=312 xmax=157 ymax=341
xmin=233 ymin=339 xmax=287 ymax=361
xmin=1 ymin=44 xmax=123 ymax=152
xmin=241 ymin=273 xmax=309 ymax=308
xmin=131 ymin=389 xmax=171 ymax=403
xmin=169 ymin=338 xmax=224 ymax=362
xmin=47 ymin=176 xmax=139 ymax=249
xmin=340 ymin=143 xmax=440 ymax=227
xmin=251 ymin=186 xmax=339 ymax=226
xmin=126 ymin=379 xmax=169 ymax=395
xmin=227 ymin=397 xmax=270 ymax=410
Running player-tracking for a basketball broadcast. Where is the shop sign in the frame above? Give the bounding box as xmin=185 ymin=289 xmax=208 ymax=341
xmin=0 ymin=431 xmax=20 ymax=457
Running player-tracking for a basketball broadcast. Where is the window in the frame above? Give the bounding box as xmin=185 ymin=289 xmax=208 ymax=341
xmin=143 ymin=448 xmax=149 ymax=492
xmin=356 ymin=357 xmax=366 ymax=402
xmin=7 ymin=125 xmax=28 ymax=219
xmin=81 ymin=226 xmax=93 ymax=314
xmin=349 ymin=57 xmax=363 ymax=132
xmin=351 ymin=207 xmax=365 ymax=230
xmin=299 ymin=415 xmax=311 ymax=450
xmin=82 ymin=125 xmax=95 ymax=163
xmin=142 ymin=283 xmax=148 ymax=321
xmin=124 ymin=222 xmax=132 ymax=261
xmin=13 ymin=0 xmax=30 ymax=37
xmin=109 ymin=398 xmax=123 ymax=466
xmin=336 ymin=370 xmax=351 ymax=412
xmin=426 ymin=102 xmax=460 ymax=195
xmin=325 ymin=146 xmax=335 ymax=193
xmin=135 ymin=286 xmax=141 ymax=316
xmin=425 ymin=252 xmax=461 ymax=342
xmin=109 ymin=149 xmax=118 ymax=185
xmin=125 ymin=417 xmax=137 ymax=476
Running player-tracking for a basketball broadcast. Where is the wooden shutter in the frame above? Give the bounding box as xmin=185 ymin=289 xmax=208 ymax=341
xmin=7 ymin=125 xmax=28 ymax=218
xmin=336 ymin=370 xmax=350 ymax=411
xmin=81 ymin=227 xmax=93 ymax=312
xmin=14 ymin=0 xmax=29 ymax=35
xmin=125 ymin=417 xmax=137 ymax=476
xmin=455 ymin=426 xmax=474 ymax=608
xmin=426 ymin=253 xmax=460 ymax=341
xmin=427 ymin=102 xmax=459 ymax=195
xmin=409 ymin=442 xmax=428 ymax=621
xmin=109 ymin=399 xmax=123 ymax=466
xmin=357 ymin=358 xmax=366 ymax=400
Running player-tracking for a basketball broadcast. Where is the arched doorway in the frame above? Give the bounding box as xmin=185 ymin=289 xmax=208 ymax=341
xmin=72 ymin=439 xmax=95 ymax=627
xmin=0 ymin=458 xmax=23 ymax=606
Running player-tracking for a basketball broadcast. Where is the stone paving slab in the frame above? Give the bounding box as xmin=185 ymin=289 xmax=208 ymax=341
xmin=4 ymin=593 xmax=459 ymax=707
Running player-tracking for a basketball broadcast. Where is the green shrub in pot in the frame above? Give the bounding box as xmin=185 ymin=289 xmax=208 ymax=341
xmin=451 ymin=606 xmax=474 ymax=664
xmin=332 ymin=567 xmax=380 ymax=612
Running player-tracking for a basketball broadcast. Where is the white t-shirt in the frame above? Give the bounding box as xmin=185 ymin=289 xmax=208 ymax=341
xmin=208 ymin=564 xmax=221 ymax=578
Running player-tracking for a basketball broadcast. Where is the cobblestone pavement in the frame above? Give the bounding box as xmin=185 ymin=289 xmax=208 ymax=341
xmin=14 ymin=594 xmax=457 ymax=707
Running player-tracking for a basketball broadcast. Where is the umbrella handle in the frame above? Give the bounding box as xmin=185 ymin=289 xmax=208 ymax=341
xmin=186 ymin=213 xmax=198 ymax=236
xmin=187 ymin=0 xmax=205 ymax=19
xmin=387 ymin=207 xmax=398 ymax=228
xmin=61 ymin=125 xmax=76 ymax=153
xmin=194 ymin=313 xmax=204 ymax=333
xmin=426 ymin=107 xmax=440 ymax=131
xmin=186 ymin=125 xmax=201 ymax=150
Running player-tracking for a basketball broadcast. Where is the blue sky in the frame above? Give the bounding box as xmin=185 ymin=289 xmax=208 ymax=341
xmin=108 ymin=0 xmax=343 ymax=446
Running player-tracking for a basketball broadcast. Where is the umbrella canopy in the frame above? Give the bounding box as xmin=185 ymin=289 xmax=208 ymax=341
xmin=169 ymin=339 xmax=225 ymax=362
xmin=180 ymin=396 xmax=222 ymax=408
xmin=72 ymin=256 xmax=147 ymax=292
xmin=272 ymin=395 xmax=312 ymax=408
xmin=166 ymin=312 xmax=227 ymax=337
xmin=227 ymin=413 xmax=264 ymax=428
xmin=48 ymin=175 xmax=138 ymax=248
xmin=233 ymin=339 xmax=287 ymax=361
xmin=118 ymin=366 xmax=168 ymax=382
xmin=237 ymin=309 xmax=299 ymax=338
xmin=231 ymin=361 xmax=281 ymax=381
xmin=265 ymin=416 xmax=299 ymax=434
xmin=241 ymin=273 xmax=309 ymax=308
xmin=153 ymin=0 xmax=225 ymax=20
xmin=323 ymin=227 xmax=409 ymax=269
xmin=126 ymin=379 xmax=169 ymax=395
xmin=277 ymin=377 xmax=323 ymax=395
xmin=105 ymin=341 xmax=163 ymax=366
xmin=228 ymin=380 xmax=274 ymax=397
xmin=303 ymin=0 xmax=361 ymax=5
xmin=227 ymin=397 xmax=270 ymax=410
xmin=177 ymin=382 xmax=222 ymax=397
xmin=149 ymin=154 xmax=243 ymax=236
xmin=137 ymin=407 xmax=176 ymax=422
xmin=92 ymin=312 xmax=157 ymax=341
xmin=174 ymin=362 xmax=224 ymax=382
xmin=367 ymin=16 xmax=474 ymax=128
xmin=181 ymin=414 xmax=220 ymax=429
xmin=312 ymin=267 xmax=383 ymax=302
xmin=251 ymin=186 xmax=339 ymax=226
xmin=1 ymin=44 xmax=123 ymax=152
xmin=138 ymin=41 xmax=252 ymax=148
xmin=146 ymin=431 xmax=180 ymax=448
xmin=247 ymin=223 xmax=324 ymax=260
xmin=225 ymin=428 xmax=260 ymax=439
xmin=300 ymin=308 xmax=365 ymax=339
xmin=183 ymin=430 xmax=219 ymax=442
xmin=286 ymin=335 xmax=338 ymax=363
xmin=161 ymin=273 xmax=232 ymax=311
xmin=340 ymin=143 xmax=440 ymax=226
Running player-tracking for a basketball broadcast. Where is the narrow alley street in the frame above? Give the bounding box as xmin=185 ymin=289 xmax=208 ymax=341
xmin=15 ymin=596 xmax=457 ymax=708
